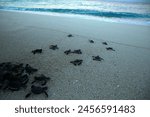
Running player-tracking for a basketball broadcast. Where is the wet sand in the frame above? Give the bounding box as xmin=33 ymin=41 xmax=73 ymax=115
xmin=0 ymin=10 xmax=150 ymax=100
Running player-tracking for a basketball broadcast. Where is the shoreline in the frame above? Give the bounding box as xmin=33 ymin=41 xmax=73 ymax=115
xmin=0 ymin=9 xmax=150 ymax=27
xmin=0 ymin=10 xmax=150 ymax=100
xmin=1 ymin=10 xmax=150 ymax=49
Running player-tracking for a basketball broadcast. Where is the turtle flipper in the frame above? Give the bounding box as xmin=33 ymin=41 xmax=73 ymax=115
xmin=44 ymin=91 xmax=48 ymax=98
xmin=25 ymin=92 xmax=31 ymax=98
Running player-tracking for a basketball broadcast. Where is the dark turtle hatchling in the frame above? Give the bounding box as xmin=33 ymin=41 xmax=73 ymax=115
xmin=49 ymin=45 xmax=59 ymax=50
xmin=0 ymin=62 xmax=5 ymax=67
xmin=11 ymin=63 xmax=24 ymax=74
xmin=0 ymin=62 xmax=29 ymax=91
xmin=32 ymin=74 xmax=50 ymax=86
xmin=25 ymin=85 xmax=48 ymax=98
xmin=1 ymin=62 xmax=13 ymax=71
xmin=92 ymin=56 xmax=104 ymax=61
xmin=102 ymin=42 xmax=108 ymax=45
xmin=31 ymin=49 xmax=42 ymax=54
xmin=72 ymin=49 xmax=82 ymax=54
xmin=106 ymin=47 xmax=115 ymax=51
xmin=70 ymin=59 xmax=83 ymax=66
xmin=25 ymin=64 xmax=38 ymax=74
xmin=89 ymin=40 xmax=94 ymax=43
xmin=67 ymin=34 xmax=73 ymax=37
xmin=8 ymin=80 xmax=22 ymax=91
xmin=3 ymin=73 xmax=28 ymax=91
xmin=64 ymin=49 xmax=72 ymax=55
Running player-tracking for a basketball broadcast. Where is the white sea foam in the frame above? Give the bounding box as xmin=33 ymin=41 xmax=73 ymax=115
xmin=0 ymin=0 xmax=150 ymax=26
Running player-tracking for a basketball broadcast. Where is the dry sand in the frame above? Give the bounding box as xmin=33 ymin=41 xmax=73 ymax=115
xmin=0 ymin=10 xmax=150 ymax=100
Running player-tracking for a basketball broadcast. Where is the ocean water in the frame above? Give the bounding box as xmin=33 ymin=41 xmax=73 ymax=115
xmin=0 ymin=0 xmax=150 ymax=26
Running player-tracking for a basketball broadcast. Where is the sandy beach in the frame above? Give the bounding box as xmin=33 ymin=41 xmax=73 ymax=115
xmin=0 ymin=10 xmax=150 ymax=100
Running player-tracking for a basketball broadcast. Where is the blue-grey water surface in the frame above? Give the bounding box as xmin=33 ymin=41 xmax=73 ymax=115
xmin=0 ymin=0 xmax=150 ymax=25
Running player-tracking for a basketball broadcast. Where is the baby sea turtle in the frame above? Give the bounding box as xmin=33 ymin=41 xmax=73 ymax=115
xmin=92 ymin=56 xmax=104 ymax=61
xmin=3 ymin=73 xmax=28 ymax=91
xmin=72 ymin=49 xmax=82 ymax=54
xmin=31 ymin=49 xmax=42 ymax=54
xmin=0 ymin=62 xmax=37 ymax=92
xmin=68 ymin=34 xmax=73 ymax=37
xmin=25 ymin=85 xmax=48 ymax=98
xmin=70 ymin=59 xmax=83 ymax=66
xmin=1 ymin=62 xmax=14 ymax=72
xmin=49 ymin=45 xmax=59 ymax=50
xmin=11 ymin=63 xmax=24 ymax=74
xmin=25 ymin=64 xmax=38 ymax=74
xmin=89 ymin=40 xmax=94 ymax=43
xmin=8 ymin=80 xmax=23 ymax=91
xmin=102 ymin=42 xmax=108 ymax=45
xmin=64 ymin=49 xmax=72 ymax=55
xmin=32 ymin=74 xmax=50 ymax=86
xmin=106 ymin=47 xmax=115 ymax=51
xmin=0 ymin=62 xmax=5 ymax=67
